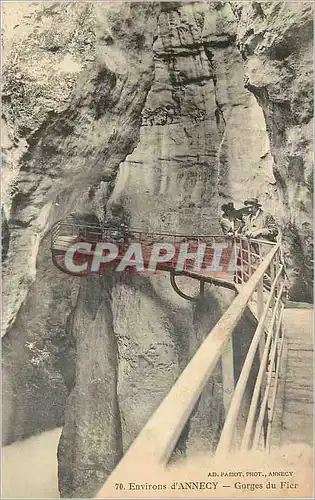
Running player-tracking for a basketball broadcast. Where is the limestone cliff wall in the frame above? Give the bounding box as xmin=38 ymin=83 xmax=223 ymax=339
xmin=2 ymin=1 xmax=313 ymax=498
xmin=2 ymin=234 xmax=79 ymax=445
xmin=2 ymin=2 xmax=159 ymax=333
xmin=233 ymin=1 xmax=313 ymax=301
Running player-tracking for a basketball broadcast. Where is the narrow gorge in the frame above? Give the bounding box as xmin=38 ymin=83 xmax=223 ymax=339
xmin=2 ymin=2 xmax=313 ymax=498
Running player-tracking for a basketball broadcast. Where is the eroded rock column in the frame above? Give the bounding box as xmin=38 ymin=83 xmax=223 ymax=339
xmin=58 ymin=276 xmax=122 ymax=498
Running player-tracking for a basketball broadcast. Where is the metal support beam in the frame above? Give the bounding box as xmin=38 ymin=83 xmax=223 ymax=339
xmin=169 ymin=271 xmax=196 ymax=302
xmin=169 ymin=271 xmax=237 ymax=302
xmin=200 ymin=279 xmax=205 ymax=298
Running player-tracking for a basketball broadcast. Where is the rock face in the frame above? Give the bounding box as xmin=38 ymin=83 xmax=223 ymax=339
xmin=2 ymin=1 xmax=313 ymax=498
xmin=2 ymin=1 xmax=159 ymax=333
xmin=233 ymin=1 xmax=313 ymax=301
xmin=113 ymin=1 xmax=277 ymax=236
xmin=57 ymin=274 xmax=122 ymax=498
xmin=2 ymin=234 xmax=79 ymax=445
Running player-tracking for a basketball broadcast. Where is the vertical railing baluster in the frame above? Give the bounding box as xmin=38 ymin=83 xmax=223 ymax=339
xmin=265 ymin=254 xmax=275 ymax=447
xmin=235 ymin=237 xmax=240 ymax=285
xmin=258 ymin=242 xmax=262 ymax=265
xmin=222 ymin=337 xmax=235 ymax=419
xmin=257 ymin=277 xmax=265 ymax=357
xmin=240 ymin=240 xmax=245 ymax=284
xmin=266 ymin=317 xmax=285 ymax=451
xmin=247 ymin=239 xmax=252 ymax=277
xmin=270 ymin=259 xmax=275 ymax=306
xmin=257 ymin=272 xmax=267 ymax=450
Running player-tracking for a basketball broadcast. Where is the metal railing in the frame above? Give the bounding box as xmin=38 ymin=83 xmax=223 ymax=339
xmin=51 ymin=219 xmax=277 ymax=280
xmin=51 ymin=218 xmax=236 ymax=246
xmin=94 ymin=238 xmax=287 ymax=497
xmin=51 ymin=219 xmax=278 ymax=246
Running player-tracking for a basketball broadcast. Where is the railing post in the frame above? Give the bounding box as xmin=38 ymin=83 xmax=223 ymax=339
xmin=270 ymin=258 xmax=275 ymax=306
xmin=221 ymin=337 xmax=234 ymax=418
xmin=252 ymin=297 xmax=284 ymax=450
xmin=235 ymin=238 xmax=239 ymax=283
xmin=247 ymin=239 xmax=252 ymax=277
xmin=257 ymin=276 xmax=265 ymax=360
xmin=266 ymin=319 xmax=285 ymax=451
xmin=200 ymin=279 xmax=205 ymax=298
xmin=274 ymin=250 xmax=280 ymax=333
xmin=257 ymin=272 xmax=267 ymax=450
xmin=258 ymin=242 xmax=262 ymax=265
xmin=216 ymin=260 xmax=282 ymax=457
xmin=240 ymin=239 xmax=245 ymax=284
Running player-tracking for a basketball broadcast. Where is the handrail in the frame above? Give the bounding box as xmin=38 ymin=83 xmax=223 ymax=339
xmin=215 ymin=264 xmax=284 ymax=457
xmin=265 ymin=318 xmax=286 ymax=451
xmin=254 ymin=303 xmax=284 ymax=449
xmin=240 ymin=290 xmax=284 ymax=451
xmin=95 ymin=243 xmax=281 ymax=498
xmin=51 ymin=219 xmax=277 ymax=245
xmin=51 ymin=218 xmax=288 ymax=493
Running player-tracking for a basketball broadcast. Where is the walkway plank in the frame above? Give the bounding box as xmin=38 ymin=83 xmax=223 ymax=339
xmin=276 ymin=309 xmax=313 ymax=447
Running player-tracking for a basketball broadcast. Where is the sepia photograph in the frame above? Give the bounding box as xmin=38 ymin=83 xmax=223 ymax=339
xmin=1 ymin=1 xmax=314 ymax=498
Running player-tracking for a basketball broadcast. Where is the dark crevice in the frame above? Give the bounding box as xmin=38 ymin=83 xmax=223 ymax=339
xmin=1 ymin=206 xmax=10 ymax=261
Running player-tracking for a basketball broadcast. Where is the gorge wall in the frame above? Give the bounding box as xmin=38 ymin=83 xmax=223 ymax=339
xmin=2 ymin=1 xmax=313 ymax=498
xmin=233 ymin=1 xmax=313 ymax=302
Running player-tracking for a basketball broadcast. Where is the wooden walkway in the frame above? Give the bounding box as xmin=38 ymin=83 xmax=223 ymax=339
xmin=271 ymin=307 xmax=313 ymax=447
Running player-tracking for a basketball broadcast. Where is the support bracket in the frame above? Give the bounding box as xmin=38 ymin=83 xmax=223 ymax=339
xmin=170 ymin=270 xmax=238 ymax=302
xmin=170 ymin=270 xmax=197 ymax=302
